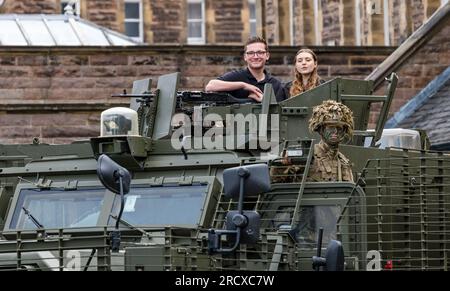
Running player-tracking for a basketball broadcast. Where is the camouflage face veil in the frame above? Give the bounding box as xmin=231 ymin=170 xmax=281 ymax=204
xmin=308 ymin=100 xmax=354 ymax=141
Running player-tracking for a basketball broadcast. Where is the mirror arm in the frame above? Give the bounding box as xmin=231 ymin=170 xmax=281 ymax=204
xmin=208 ymin=170 xmax=250 ymax=254
xmin=208 ymin=174 xmax=249 ymax=254
xmin=96 ymin=155 xmax=131 ymax=254
xmin=237 ymin=173 xmax=247 ymax=214
xmin=312 ymin=227 xmax=325 ymax=271
xmin=111 ymin=172 xmax=125 ymax=253
xmin=116 ymin=174 xmax=125 ymax=230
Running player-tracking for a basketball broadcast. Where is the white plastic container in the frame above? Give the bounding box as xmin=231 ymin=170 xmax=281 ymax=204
xmin=377 ymin=128 xmax=422 ymax=150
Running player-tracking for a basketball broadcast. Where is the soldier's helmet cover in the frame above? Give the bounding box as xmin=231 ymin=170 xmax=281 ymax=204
xmin=308 ymin=100 xmax=354 ymax=138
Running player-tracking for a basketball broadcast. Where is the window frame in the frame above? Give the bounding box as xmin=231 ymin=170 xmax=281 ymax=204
xmin=355 ymin=0 xmax=361 ymax=45
xmin=248 ymin=0 xmax=257 ymax=37
xmin=2 ymin=180 xmax=116 ymax=237
xmin=187 ymin=0 xmax=206 ymax=45
xmin=124 ymin=0 xmax=144 ymax=43
xmin=383 ymin=0 xmax=390 ymax=46
xmin=109 ymin=184 xmax=209 ymax=227
xmin=289 ymin=0 xmax=294 ymax=45
xmin=313 ymin=0 xmax=322 ymax=45
xmin=8 ymin=188 xmax=107 ymax=230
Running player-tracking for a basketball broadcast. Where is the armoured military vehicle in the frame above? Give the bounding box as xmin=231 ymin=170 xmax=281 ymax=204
xmin=0 ymin=72 xmax=449 ymax=271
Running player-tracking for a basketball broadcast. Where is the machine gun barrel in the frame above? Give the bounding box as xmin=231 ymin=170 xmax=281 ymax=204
xmin=111 ymin=93 xmax=156 ymax=99
xmin=178 ymin=91 xmax=255 ymax=105
xmin=111 ymin=92 xmax=156 ymax=105
xmin=112 ymin=90 xmax=254 ymax=105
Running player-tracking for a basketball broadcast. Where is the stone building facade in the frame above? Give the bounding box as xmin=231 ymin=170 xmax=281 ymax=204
xmin=0 ymin=0 xmax=446 ymax=46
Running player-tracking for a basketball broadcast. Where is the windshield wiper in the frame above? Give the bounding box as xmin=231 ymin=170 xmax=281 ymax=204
xmin=22 ymin=206 xmax=44 ymax=229
xmin=110 ymin=215 xmax=152 ymax=239
xmin=84 ymin=215 xmax=152 ymax=271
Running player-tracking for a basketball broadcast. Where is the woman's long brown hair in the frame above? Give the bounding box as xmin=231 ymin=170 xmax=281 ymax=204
xmin=290 ymin=48 xmax=320 ymax=97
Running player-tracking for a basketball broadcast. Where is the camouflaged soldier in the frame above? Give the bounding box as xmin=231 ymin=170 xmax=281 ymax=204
xmin=270 ymin=157 xmax=303 ymax=183
xmin=307 ymin=100 xmax=354 ymax=182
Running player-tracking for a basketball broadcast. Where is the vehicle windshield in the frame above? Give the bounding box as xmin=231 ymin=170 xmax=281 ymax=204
xmin=109 ymin=184 xmax=208 ymax=226
xmin=296 ymin=205 xmax=341 ymax=248
xmin=272 ymin=205 xmax=341 ymax=248
xmin=9 ymin=188 xmax=105 ymax=230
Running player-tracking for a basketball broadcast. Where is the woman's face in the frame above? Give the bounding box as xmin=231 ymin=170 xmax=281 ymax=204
xmin=295 ymin=52 xmax=317 ymax=76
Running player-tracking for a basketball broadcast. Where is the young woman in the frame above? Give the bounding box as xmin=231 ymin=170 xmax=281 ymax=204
xmin=285 ymin=48 xmax=324 ymax=98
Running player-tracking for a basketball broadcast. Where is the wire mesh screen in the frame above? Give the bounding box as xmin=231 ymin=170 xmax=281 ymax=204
xmin=0 ymin=227 xmax=206 ymax=271
xmin=338 ymin=148 xmax=450 ymax=271
xmin=211 ymin=179 xmax=356 ymax=270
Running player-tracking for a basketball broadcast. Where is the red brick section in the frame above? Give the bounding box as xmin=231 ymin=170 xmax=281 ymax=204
xmin=0 ymin=46 xmax=392 ymax=144
xmin=368 ymin=24 xmax=450 ymax=128
xmin=0 ymin=112 xmax=99 ymax=143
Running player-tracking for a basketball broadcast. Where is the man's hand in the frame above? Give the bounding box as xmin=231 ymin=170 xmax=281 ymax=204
xmin=205 ymin=80 xmax=263 ymax=102
xmin=244 ymin=83 xmax=263 ymax=102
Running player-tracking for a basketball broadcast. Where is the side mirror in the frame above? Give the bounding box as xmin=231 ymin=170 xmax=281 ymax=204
xmin=96 ymin=154 xmax=131 ymax=252
xmin=208 ymin=164 xmax=270 ymax=254
xmin=312 ymin=228 xmax=345 ymax=271
xmin=324 ymin=240 xmax=345 ymax=271
xmin=97 ymin=154 xmax=131 ymax=195
xmin=223 ymin=163 xmax=271 ymax=199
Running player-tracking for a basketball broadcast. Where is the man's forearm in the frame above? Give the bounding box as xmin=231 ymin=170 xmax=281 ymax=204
xmin=205 ymin=80 xmax=245 ymax=92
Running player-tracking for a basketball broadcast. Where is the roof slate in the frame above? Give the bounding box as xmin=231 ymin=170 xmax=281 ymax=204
xmin=397 ymin=75 xmax=450 ymax=146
